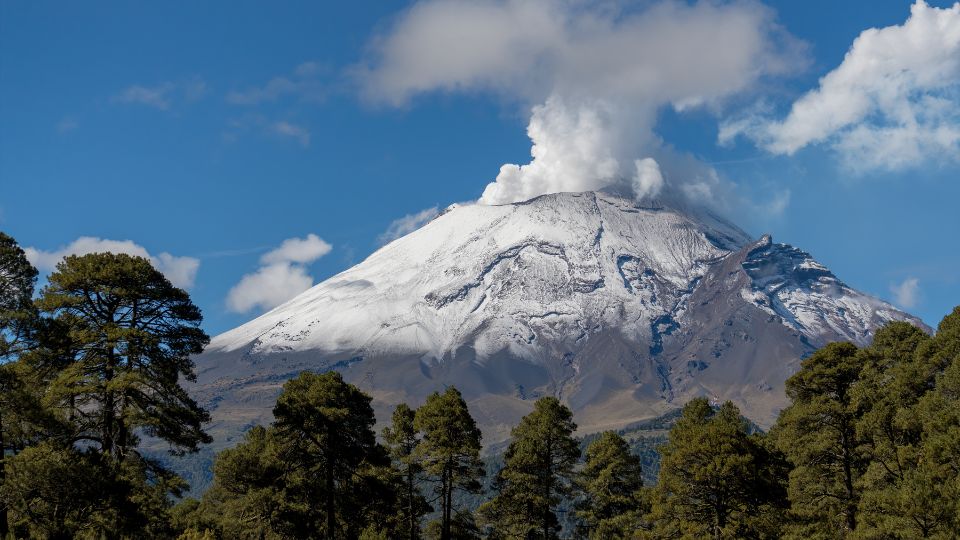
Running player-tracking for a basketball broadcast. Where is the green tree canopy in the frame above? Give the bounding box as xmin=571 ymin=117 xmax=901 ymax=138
xmin=35 ymin=253 xmax=211 ymax=462
xmin=383 ymin=403 xmax=431 ymax=540
xmin=649 ymin=399 xmax=787 ymax=540
xmin=0 ymin=442 xmax=133 ymax=539
xmin=272 ymin=370 xmax=389 ymax=539
xmin=0 ymin=231 xmax=38 ymax=359
xmin=414 ymin=387 xmax=484 ymax=540
xmin=478 ymin=397 xmax=580 ymax=540
xmin=192 ymin=425 xmax=288 ymax=539
xmin=188 ymin=371 xmax=396 ymax=539
xmin=850 ymin=322 xmax=954 ymax=537
xmin=575 ymin=431 xmax=646 ymax=539
xmin=773 ymin=341 xmax=866 ymax=537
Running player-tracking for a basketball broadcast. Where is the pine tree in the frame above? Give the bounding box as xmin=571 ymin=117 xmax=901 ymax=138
xmin=772 ymin=341 xmax=866 ymax=537
xmin=198 ymin=425 xmax=288 ymax=538
xmin=383 ymin=403 xmax=431 ymax=540
xmin=0 ymin=231 xmax=38 ymax=360
xmin=424 ymin=510 xmax=481 ymax=540
xmin=851 ymin=322 xmax=947 ymax=537
xmin=902 ymin=309 xmax=960 ymax=537
xmin=188 ymin=373 xmax=397 ymax=538
xmin=478 ymin=397 xmax=580 ymax=539
xmin=649 ymin=399 xmax=787 ymax=539
xmin=575 ymin=431 xmax=646 ymax=539
xmin=0 ymin=360 xmax=66 ymax=537
xmin=0 ymin=441 xmax=133 ymax=539
xmin=0 ymin=232 xmax=40 ymax=538
xmin=272 ymin=370 xmax=389 ymax=539
xmin=35 ymin=253 xmax=211 ymax=463
xmin=414 ymin=387 xmax=484 ymax=540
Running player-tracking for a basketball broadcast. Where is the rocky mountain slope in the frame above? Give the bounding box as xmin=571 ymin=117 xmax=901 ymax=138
xmin=192 ymin=191 xmax=921 ymax=450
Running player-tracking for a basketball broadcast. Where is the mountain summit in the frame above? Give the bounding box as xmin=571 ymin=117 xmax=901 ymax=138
xmin=195 ymin=191 xmax=921 ymax=447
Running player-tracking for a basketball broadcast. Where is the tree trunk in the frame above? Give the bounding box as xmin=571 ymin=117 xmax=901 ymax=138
xmin=326 ymin=456 xmax=336 ymax=539
xmin=117 ymin=395 xmax=128 ymax=462
xmin=442 ymin=465 xmax=452 ymax=540
xmin=544 ymin=435 xmax=553 ymax=540
xmin=0 ymin=410 xmax=7 ymax=538
xmin=714 ymin=500 xmax=725 ymax=540
xmin=841 ymin=423 xmax=857 ymax=533
xmin=103 ymin=306 xmax=119 ymax=460
xmin=407 ymin=467 xmax=416 ymax=540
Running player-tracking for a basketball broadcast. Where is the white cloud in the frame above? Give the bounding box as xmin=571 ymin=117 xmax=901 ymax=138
xmin=261 ymin=233 xmax=332 ymax=265
xmin=226 ymin=234 xmax=332 ymax=313
xmin=113 ymin=78 xmax=209 ymax=110
xmin=721 ymin=1 xmax=960 ymax=172
xmin=227 ymin=62 xmax=326 ymax=105
xmin=225 ymin=262 xmax=315 ymax=314
xmin=24 ymin=237 xmax=200 ymax=289
xmin=271 ymin=121 xmax=311 ymax=147
xmin=359 ymin=0 xmax=804 ymax=206
xmin=378 ymin=206 xmax=440 ymax=244
xmin=153 ymin=253 xmax=201 ymax=290
xmin=890 ymin=277 xmax=921 ymax=309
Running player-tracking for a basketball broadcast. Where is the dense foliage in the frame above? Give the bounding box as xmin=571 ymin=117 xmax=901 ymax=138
xmin=478 ymin=397 xmax=580 ymax=539
xmin=0 ymin=233 xmax=210 ymax=538
xmin=1 ymin=229 xmax=959 ymax=539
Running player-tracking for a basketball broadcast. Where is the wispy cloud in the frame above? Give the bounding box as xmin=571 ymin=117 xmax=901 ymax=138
xmin=890 ymin=277 xmax=921 ymax=309
xmin=271 ymin=121 xmax=311 ymax=147
xmin=56 ymin=117 xmax=79 ymax=134
xmin=24 ymin=236 xmax=200 ymax=289
xmin=226 ymin=234 xmax=332 ymax=313
xmin=113 ymin=78 xmax=209 ymax=110
xmin=223 ymin=115 xmax=312 ymax=147
xmin=114 ymin=83 xmax=175 ymax=109
xmin=226 ymin=61 xmax=327 ymax=106
xmin=378 ymin=206 xmax=440 ymax=244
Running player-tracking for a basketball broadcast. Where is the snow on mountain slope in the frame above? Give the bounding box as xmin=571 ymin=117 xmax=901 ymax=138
xmin=195 ymin=191 xmax=923 ymax=449
xmin=210 ymin=191 xmax=749 ymax=360
xmin=738 ymin=236 xmax=906 ymax=345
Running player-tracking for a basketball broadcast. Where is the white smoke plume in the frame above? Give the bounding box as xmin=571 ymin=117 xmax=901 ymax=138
xmin=359 ymin=0 xmax=804 ymax=205
xmin=379 ymin=206 xmax=441 ymax=244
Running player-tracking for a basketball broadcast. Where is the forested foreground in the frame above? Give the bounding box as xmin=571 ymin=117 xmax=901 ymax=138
xmin=1 ymin=230 xmax=959 ymax=540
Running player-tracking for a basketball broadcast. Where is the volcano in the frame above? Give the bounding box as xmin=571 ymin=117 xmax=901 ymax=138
xmin=192 ymin=191 xmax=921 ymax=449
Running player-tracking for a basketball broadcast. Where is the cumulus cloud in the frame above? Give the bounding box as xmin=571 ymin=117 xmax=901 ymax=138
xmin=225 ymin=263 xmax=315 ymax=314
xmin=721 ymin=1 xmax=960 ymax=172
xmin=359 ymin=0 xmax=804 ymax=205
xmin=226 ymin=234 xmax=332 ymax=313
xmin=378 ymin=206 xmax=441 ymax=244
xmin=261 ymin=234 xmax=332 ymax=264
xmin=890 ymin=277 xmax=921 ymax=309
xmin=24 ymin=237 xmax=200 ymax=289
xmin=113 ymin=79 xmax=208 ymax=110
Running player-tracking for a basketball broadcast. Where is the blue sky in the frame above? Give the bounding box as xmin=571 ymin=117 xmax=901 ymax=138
xmin=1 ymin=0 xmax=958 ymax=335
